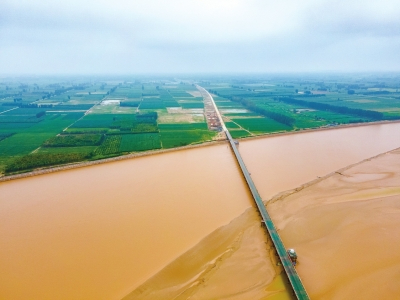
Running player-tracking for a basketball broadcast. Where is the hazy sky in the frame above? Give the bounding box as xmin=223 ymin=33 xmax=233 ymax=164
xmin=1 ymin=0 xmax=400 ymax=74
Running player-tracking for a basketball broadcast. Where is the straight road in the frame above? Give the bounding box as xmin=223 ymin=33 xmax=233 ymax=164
xmin=197 ymin=85 xmax=310 ymax=300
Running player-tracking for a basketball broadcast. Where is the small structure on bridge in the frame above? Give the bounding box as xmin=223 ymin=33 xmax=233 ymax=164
xmin=287 ymin=249 xmax=298 ymax=266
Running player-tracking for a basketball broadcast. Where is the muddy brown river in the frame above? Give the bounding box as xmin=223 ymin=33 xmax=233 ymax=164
xmin=1 ymin=122 xmax=400 ymax=300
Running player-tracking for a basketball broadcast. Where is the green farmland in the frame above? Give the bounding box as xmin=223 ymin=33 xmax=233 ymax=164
xmin=119 ymin=133 xmax=161 ymax=152
xmin=1 ymin=74 xmax=399 ymax=175
xmin=205 ymin=73 xmax=400 ymax=136
xmin=0 ymin=79 xmax=216 ymax=174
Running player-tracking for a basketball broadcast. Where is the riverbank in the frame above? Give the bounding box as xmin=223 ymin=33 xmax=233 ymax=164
xmin=239 ymin=119 xmax=400 ymax=142
xmin=2 ymin=119 xmax=400 ymax=183
xmin=0 ymin=139 xmax=227 ymax=182
xmin=267 ymin=147 xmax=400 ymax=299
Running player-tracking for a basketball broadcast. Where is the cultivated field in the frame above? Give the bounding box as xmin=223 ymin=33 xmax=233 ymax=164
xmin=0 ymin=79 xmax=215 ymax=174
xmin=205 ymin=74 xmax=400 ymax=135
xmin=1 ymin=74 xmax=399 ymax=174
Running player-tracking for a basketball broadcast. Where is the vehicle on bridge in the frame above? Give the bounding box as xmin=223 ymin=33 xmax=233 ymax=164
xmin=287 ymin=249 xmax=298 ymax=266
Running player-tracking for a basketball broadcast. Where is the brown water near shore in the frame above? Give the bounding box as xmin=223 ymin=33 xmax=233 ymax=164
xmin=267 ymin=148 xmax=400 ymax=299
xmin=1 ymin=122 xmax=400 ymax=299
xmin=123 ymin=207 xmax=294 ymax=300
xmin=0 ymin=144 xmax=253 ymax=300
xmin=240 ymin=122 xmax=400 ymax=201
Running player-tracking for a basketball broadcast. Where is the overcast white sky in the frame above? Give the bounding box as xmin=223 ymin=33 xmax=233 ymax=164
xmin=1 ymin=0 xmax=400 ymax=74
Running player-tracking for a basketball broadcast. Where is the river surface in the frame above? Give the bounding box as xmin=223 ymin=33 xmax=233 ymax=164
xmin=240 ymin=123 xmax=400 ymax=200
xmin=1 ymin=122 xmax=400 ymax=300
xmin=0 ymin=145 xmax=252 ymax=300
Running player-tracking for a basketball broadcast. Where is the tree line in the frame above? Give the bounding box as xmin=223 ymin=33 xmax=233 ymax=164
xmin=209 ymin=90 xmax=295 ymax=126
xmin=276 ymin=97 xmax=384 ymax=120
xmin=5 ymin=152 xmax=93 ymax=174
xmin=120 ymin=101 xmax=140 ymax=107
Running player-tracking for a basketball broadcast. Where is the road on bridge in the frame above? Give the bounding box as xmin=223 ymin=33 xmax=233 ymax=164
xmin=196 ymin=85 xmax=310 ymax=300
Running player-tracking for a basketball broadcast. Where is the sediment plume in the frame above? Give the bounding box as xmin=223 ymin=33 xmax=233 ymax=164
xmin=123 ymin=207 xmax=294 ymax=300
xmin=267 ymin=148 xmax=400 ymax=299
xmin=126 ymin=147 xmax=400 ymax=299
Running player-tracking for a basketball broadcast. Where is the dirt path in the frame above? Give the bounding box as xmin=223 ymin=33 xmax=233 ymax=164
xmin=223 ymin=115 xmax=254 ymax=136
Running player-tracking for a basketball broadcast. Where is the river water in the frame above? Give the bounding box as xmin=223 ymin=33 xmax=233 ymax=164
xmin=1 ymin=122 xmax=400 ymax=300
xmin=240 ymin=123 xmax=400 ymax=200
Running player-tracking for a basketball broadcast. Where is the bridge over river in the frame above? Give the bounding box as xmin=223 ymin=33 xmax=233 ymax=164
xmin=197 ymin=85 xmax=310 ymax=300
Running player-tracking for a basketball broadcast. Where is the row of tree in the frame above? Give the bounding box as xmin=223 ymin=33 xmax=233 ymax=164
xmin=120 ymin=101 xmax=140 ymax=107
xmin=36 ymin=111 xmax=46 ymax=118
xmin=43 ymin=134 xmax=104 ymax=147
xmin=1 ymin=103 xmax=54 ymax=108
xmin=230 ymin=97 xmax=295 ymax=126
xmin=276 ymin=97 xmax=384 ymax=120
xmin=209 ymin=90 xmax=295 ymax=127
xmin=5 ymin=152 xmax=93 ymax=173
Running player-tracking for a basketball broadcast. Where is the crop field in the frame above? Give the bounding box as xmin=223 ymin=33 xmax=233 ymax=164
xmin=48 ymin=104 xmax=94 ymax=111
xmin=179 ymin=102 xmax=204 ymax=109
xmin=229 ymin=130 xmax=251 ymax=138
xmin=232 ymin=117 xmax=292 ymax=134
xmin=5 ymin=152 xmax=91 ymax=173
xmin=0 ymin=112 xmax=84 ymax=172
xmin=71 ymin=115 xmax=115 ymax=128
xmin=160 ymin=130 xmax=215 ymax=148
xmin=223 ymin=112 xmax=259 ymax=117
xmin=168 ymin=92 xmax=194 ymax=97
xmin=215 ymin=101 xmax=244 ymax=108
xmin=1 ymin=75 xmax=399 ymax=174
xmin=0 ymin=115 xmax=45 ymax=123
xmin=119 ymin=133 xmax=161 ymax=152
xmin=89 ymin=105 xmax=138 ymax=114
xmin=43 ymin=134 xmax=104 ymax=147
xmin=0 ymin=114 xmax=84 ymax=157
xmin=224 ymin=121 xmax=240 ymax=129
xmin=64 ymin=128 xmax=109 ymax=134
xmin=38 ymin=146 xmax=97 ymax=156
xmin=158 ymin=123 xmax=208 ymax=130
xmin=140 ymin=101 xmax=166 ymax=110
xmin=157 ymin=110 xmax=204 ymax=124
xmin=120 ymin=101 xmax=140 ymax=107
xmin=95 ymin=135 xmax=122 ymax=156
xmin=163 ymin=100 xmax=180 ymax=107
xmin=0 ymin=133 xmax=13 ymax=142
xmin=205 ymin=75 xmax=400 ymax=135
xmin=0 ymin=122 xmax=37 ymax=130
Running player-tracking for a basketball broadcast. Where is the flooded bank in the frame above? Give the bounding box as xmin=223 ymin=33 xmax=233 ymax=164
xmin=1 ymin=122 xmax=400 ymax=299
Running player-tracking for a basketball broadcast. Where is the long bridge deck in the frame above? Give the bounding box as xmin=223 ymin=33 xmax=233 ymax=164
xmin=197 ymin=85 xmax=310 ymax=300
